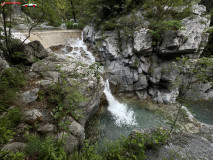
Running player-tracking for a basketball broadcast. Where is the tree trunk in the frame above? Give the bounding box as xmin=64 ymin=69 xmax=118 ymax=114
xmin=69 ymin=0 xmax=77 ymax=22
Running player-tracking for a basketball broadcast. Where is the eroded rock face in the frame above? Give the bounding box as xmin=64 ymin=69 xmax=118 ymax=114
xmin=160 ymin=13 xmax=210 ymax=55
xmin=84 ymin=4 xmax=211 ymax=103
xmin=134 ymin=28 xmax=152 ymax=55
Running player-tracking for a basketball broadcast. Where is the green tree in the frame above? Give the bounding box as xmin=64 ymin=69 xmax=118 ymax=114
xmin=143 ymin=0 xmax=198 ymax=44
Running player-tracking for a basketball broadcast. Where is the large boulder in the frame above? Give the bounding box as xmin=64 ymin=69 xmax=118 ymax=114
xmin=37 ymin=123 xmax=56 ymax=134
xmin=24 ymin=109 xmax=43 ymax=124
xmin=83 ymin=25 xmax=96 ymax=43
xmin=68 ymin=120 xmax=85 ymax=142
xmin=21 ymin=88 xmax=39 ymax=104
xmin=21 ymin=40 xmax=48 ymax=64
xmin=2 ymin=142 xmax=26 ymax=152
xmin=58 ymin=132 xmax=79 ymax=154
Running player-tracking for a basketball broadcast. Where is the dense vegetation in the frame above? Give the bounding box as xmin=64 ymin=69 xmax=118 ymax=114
xmin=0 ymin=0 xmax=213 ymax=159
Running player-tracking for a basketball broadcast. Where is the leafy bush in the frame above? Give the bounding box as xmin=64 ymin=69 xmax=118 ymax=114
xmin=39 ymin=137 xmax=67 ymax=160
xmin=39 ymin=69 xmax=87 ymax=130
xmin=66 ymin=21 xmax=84 ymax=29
xmin=41 ymin=81 xmax=85 ymax=122
xmin=0 ymin=150 xmax=25 ymax=160
xmin=0 ymin=108 xmax=22 ymax=146
xmin=25 ymin=134 xmax=42 ymax=157
xmin=70 ymin=128 xmax=168 ymax=160
xmin=70 ymin=140 xmax=102 ymax=160
xmin=0 ymin=68 xmax=26 ymax=113
xmin=100 ymin=20 xmax=117 ymax=31
xmin=25 ymin=135 xmax=66 ymax=160
xmin=11 ymin=52 xmax=27 ymax=64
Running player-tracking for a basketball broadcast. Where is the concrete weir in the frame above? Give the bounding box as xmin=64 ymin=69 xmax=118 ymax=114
xmin=22 ymin=30 xmax=82 ymax=48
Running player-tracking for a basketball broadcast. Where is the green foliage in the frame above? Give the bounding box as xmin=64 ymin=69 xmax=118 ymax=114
xmin=25 ymin=135 xmax=67 ymax=160
xmin=70 ymin=128 xmax=168 ymax=160
xmin=0 ymin=150 xmax=25 ymax=160
xmin=39 ymin=137 xmax=67 ymax=160
xmin=100 ymin=19 xmax=117 ymax=31
xmin=0 ymin=127 xmax=14 ymax=145
xmin=38 ymin=67 xmax=89 ymax=131
xmin=0 ymin=68 xmax=26 ymax=89
xmin=25 ymin=134 xmax=42 ymax=157
xmin=66 ymin=21 xmax=84 ymax=29
xmin=143 ymin=0 xmax=195 ymax=44
xmin=0 ymin=68 xmax=26 ymax=113
xmin=10 ymin=51 xmax=27 ymax=64
xmin=195 ymin=57 xmax=213 ymax=83
xmin=21 ymin=0 xmax=62 ymax=26
xmin=42 ymin=80 xmax=85 ymax=121
xmin=0 ymin=108 xmax=22 ymax=146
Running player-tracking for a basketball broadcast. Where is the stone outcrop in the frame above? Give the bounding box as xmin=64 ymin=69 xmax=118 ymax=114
xmin=18 ymin=41 xmax=104 ymax=154
xmin=2 ymin=142 xmax=26 ymax=153
xmin=21 ymin=88 xmax=39 ymax=104
xmin=145 ymin=128 xmax=213 ymax=160
xmin=24 ymin=109 xmax=43 ymax=124
xmin=0 ymin=57 xmax=10 ymax=72
xmin=21 ymin=40 xmax=48 ymax=64
xmin=84 ymin=4 xmax=211 ymax=103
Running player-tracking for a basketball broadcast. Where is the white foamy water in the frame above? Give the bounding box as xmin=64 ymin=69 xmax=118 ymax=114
xmin=11 ymin=32 xmax=30 ymax=43
xmin=182 ymin=105 xmax=194 ymax=121
xmin=104 ymin=80 xmax=138 ymax=127
xmin=65 ymin=33 xmax=95 ymax=65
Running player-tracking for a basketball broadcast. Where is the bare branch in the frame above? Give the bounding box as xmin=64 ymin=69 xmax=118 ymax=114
xmin=19 ymin=12 xmax=45 ymax=46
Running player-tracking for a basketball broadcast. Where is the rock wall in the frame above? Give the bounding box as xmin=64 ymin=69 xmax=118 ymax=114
xmin=0 ymin=41 xmax=104 ymax=154
xmin=84 ymin=4 xmax=212 ymax=103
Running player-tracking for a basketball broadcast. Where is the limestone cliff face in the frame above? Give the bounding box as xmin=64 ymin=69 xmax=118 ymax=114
xmin=84 ymin=4 xmax=212 ymax=103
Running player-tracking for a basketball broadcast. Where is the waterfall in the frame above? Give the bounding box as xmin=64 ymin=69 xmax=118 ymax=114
xmin=104 ymin=80 xmax=138 ymax=127
xmin=65 ymin=33 xmax=95 ymax=65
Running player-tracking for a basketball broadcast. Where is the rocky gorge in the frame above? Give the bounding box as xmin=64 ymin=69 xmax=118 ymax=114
xmin=0 ymin=1 xmax=213 ymax=159
xmin=84 ymin=4 xmax=213 ymax=103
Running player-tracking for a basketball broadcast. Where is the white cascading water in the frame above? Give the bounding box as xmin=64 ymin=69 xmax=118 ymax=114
xmin=181 ymin=105 xmax=194 ymax=121
xmin=11 ymin=31 xmax=30 ymax=43
xmin=104 ymin=79 xmax=138 ymax=127
xmin=65 ymin=32 xmax=95 ymax=65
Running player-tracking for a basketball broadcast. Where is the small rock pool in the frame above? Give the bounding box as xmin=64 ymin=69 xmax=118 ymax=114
xmin=186 ymin=100 xmax=213 ymax=125
xmin=85 ymin=99 xmax=167 ymax=141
